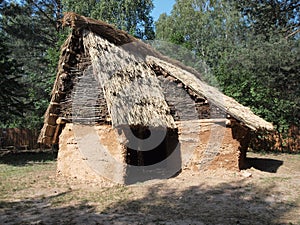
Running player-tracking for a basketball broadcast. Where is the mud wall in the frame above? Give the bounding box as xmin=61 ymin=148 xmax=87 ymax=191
xmin=57 ymin=120 xmax=248 ymax=184
xmin=57 ymin=123 xmax=125 ymax=185
xmin=178 ymin=119 xmax=248 ymax=172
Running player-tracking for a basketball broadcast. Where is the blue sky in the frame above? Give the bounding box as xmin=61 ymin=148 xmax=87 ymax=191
xmin=152 ymin=0 xmax=176 ymax=21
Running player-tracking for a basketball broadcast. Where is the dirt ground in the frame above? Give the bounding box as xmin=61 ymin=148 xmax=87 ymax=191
xmin=0 ymin=151 xmax=299 ymax=225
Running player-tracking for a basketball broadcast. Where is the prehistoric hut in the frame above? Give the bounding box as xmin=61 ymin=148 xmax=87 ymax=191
xmin=38 ymin=12 xmax=273 ymax=184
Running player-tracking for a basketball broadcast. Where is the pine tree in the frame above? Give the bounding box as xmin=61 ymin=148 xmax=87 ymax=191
xmin=0 ymin=32 xmax=29 ymax=127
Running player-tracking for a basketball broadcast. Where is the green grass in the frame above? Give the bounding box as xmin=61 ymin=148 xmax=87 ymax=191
xmin=0 ymin=150 xmax=131 ymax=210
xmin=0 ymin=151 xmax=57 ymax=199
xmin=0 ymin=151 xmax=131 ymax=210
xmin=0 ymin=164 xmax=55 ymax=197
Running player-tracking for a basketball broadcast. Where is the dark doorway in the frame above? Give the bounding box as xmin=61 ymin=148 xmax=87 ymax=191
xmin=119 ymin=125 xmax=181 ymax=184
xmin=123 ymin=126 xmax=179 ymax=166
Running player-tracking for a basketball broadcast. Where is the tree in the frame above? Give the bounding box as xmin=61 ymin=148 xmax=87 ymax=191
xmin=0 ymin=32 xmax=29 ymax=127
xmin=62 ymin=0 xmax=155 ymax=39
xmin=236 ymin=0 xmax=300 ymax=39
xmin=0 ymin=0 xmax=155 ymax=129
xmin=156 ymin=0 xmax=244 ymax=67
xmin=0 ymin=0 xmax=63 ymax=128
xmin=0 ymin=1 xmax=61 ymax=74
xmin=155 ymin=0 xmax=300 ymax=151
xmin=216 ymin=36 xmax=300 ymax=130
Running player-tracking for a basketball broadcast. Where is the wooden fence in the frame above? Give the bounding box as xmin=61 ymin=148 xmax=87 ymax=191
xmin=0 ymin=128 xmax=41 ymax=150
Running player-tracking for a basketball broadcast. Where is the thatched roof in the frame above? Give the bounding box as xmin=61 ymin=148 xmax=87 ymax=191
xmin=38 ymin=12 xmax=273 ymax=144
xmin=146 ymin=56 xmax=274 ymax=131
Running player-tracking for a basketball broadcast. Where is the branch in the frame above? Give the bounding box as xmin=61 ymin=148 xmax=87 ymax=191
xmin=27 ymin=0 xmax=57 ymax=30
xmin=285 ymin=28 xmax=300 ymax=39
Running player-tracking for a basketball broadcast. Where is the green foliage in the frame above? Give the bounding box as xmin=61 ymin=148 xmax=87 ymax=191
xmin=0 ymin=32 xmax=29 ymax=127
xmin=216 ymin=36 xmax=300 ymax=131
xmin=0 ymin=0 xmax=62 ymax=129
xmin=156 ymin=0 xmax=300 ymax=151
xmin=0 ymin=0 xmax=155 ymax=129
xmin=156 ymin=0 xmax=244 ymax=65
xmin=62 ymin=0 xmax=155 ymax=39
xmin=236 ymin=0 xmax=300 ymax=39
xmin=46 ymin=30 xmax=69 ymax=78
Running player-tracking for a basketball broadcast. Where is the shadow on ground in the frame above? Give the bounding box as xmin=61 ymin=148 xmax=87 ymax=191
xmin=0 ymin=180 xmax=296 ymax=225
xmin=0 ymin=150 xmax=57 ymax=166
xmin=246 ymin=157 xmax=284 ymax=173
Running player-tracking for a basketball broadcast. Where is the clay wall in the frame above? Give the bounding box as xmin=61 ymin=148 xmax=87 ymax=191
xmin=56 ymin=120 xmax=248 ymax=184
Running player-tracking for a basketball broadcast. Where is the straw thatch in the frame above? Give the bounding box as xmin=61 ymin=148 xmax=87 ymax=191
xmin=146 ymin=56 xmax=274 ymax=131
xmin=62 ymin=12 xmax=136 ymax=46
xmin=38 ymin=12 xmax=273 ymax=145
xmin=83 ymin=31 xmax=175 ymax=128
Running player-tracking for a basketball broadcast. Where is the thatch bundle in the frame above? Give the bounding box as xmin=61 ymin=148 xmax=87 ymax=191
xmin=84 ymin=31 xmax=175 ymax=128
xmin=146 ymin=56 xmax=274 ymax=131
